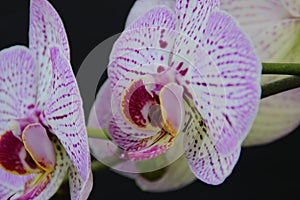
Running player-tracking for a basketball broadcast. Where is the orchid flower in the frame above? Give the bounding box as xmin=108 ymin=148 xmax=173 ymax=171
xmin=88 ymin=0 xmax=262 ymax=188
xmin=88 ymin=0 xmax=300 ymax=192
xmin=0 ymin=0 xmax=92 ymax=199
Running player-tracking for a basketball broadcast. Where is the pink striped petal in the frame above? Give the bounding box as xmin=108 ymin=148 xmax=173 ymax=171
xmin=183 ymin=96 xmax=240 ymax=185
xmin=220 ymin=0 xmax=290 ymax=35
xmin=109 ymin=7 xmax=177 ymax=89
xmin=176 ymin=0 xmax=219 ymax=39
xmin=0 ymin=46 xmax=37 ymax=132
xmin=0 ymin=169 xmax=33 ymax=199
xmin=29 ymin=0 xmax=70 ymax=110
xmin=42 ymin=47 xmax=90 ymax=182
xmin=281 ymin=0 xmax=300 ymax=17
xmin=187 ymin=10 xmax=261 ymax=154
xmin=125 ymin=0 xmax=176 ymax=28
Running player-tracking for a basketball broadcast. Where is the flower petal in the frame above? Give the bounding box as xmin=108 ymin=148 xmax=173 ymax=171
xmin=0 ymin=168 xmax=34 ymax=199
xmin=175 ymin=0 xmax=219 ymax=39
xmin=243 ymin=81 xmax=300 ymax=146
xmin=18 ymin=136 xmax=70 ymax=200
xmin=69 ymin=164 xmax=93 ymax=200
xmin=135 ymin=156 xmax=196 ymax=192
xmin=125 ymin=0 xmax=176 ymax=28
xmin=281 ymin=0 xmax=300 ymax=17
xmin=220 ymin=0 xmax=290 ymax=35
xmin=159 ymin=82 xmax=185 ymax=136
xmin=88 ymin=80 xmax=113 ymax=131
xmin=0 ymin=130 xmax=40 ymax=175
xmin=22 ymin=123 xmax=56 ymax=172
xmin=182 ymin=10 xmax=261 ymax=154
xmin=42 ymin=47 xmax=90 ymax=182
xmin=0 ymin=46 xmax=37 ymax=132
xmin=109 ymin=6 xmax=177 ymax=89
xmin=29 ymin=0 xmax=70 ymax=110
xmin=183 ymin=96 xmax=240 ymax=185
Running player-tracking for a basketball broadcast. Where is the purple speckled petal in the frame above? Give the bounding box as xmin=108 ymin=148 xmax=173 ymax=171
xmin=125 ymin=0 xmax=176 ymax=28
xmin=176 ymin=0 xmax=219 ymax=39
xmin=281 ymin=0 xmax=300 ymax=17
xmin=29 ymin=0 xmax=70 ymax=110
xmin=109 ymin=7 xmax=177 ymax=89
xmin=185 ymin=10 xmax=261 ymax=154
xmin=0 ymin=46 xmax=37 ymax=133
xmin=220 ymin=0 xmax=290 ymax=35
xmin=42 ymin=47 xmax=90 ymax=182
xmin=68 ymin=164 xmax=93 ymax=200
xmin=0 ymin=168 xmax=34 ymax=199
xmin=183 ymin=96 xmax=240 ymax=185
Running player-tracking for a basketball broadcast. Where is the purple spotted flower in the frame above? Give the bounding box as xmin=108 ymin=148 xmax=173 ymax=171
xmin=0 ymin=0 xmax=92 ymax=199
xmin=89 ymin=0 xmax=262 ymax=185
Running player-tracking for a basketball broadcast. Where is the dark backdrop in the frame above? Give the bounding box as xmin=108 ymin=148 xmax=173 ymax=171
xmin=0 ymin=1 xmax=299 ymax=200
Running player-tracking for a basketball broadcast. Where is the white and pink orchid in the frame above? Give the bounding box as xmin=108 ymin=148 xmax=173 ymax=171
xmin=0 ymin=0 xmax=92 ymax=199
xmin=88 ymin=0 xmax=262 ymax=188
xmin=88 ymin=0 xmax=300 ymax=192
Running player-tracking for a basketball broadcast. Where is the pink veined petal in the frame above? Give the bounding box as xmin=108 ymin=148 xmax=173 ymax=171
xmin=22 ymin=123 xmax=56 ymax=172
xmin=17 ymin=136 xmax=70 ymax=200
xmin=125 ymin=0 xmax=176 ymax=28
xmin=29 ymin=0 xmax=70 ymax=110
xmin=108 ymin=118 xmax=173 ymax=161
xmin=42 ymin=47 xmax=90 ymax=182
xmin=0 ymin=46 xmax=37 ymax=133
xmin=220 ymin=0 xmax=290 ymax=35
xmin=183 ymin=96 xmax=240 ymax=185
xmin=175 ymin=0 xmax=219 ymax=40
xmin=193 ymin=10 xmax=261 ymax=154
xmin=69 ymin=164 xmax=93 ymax=200
xmin=0 ymin=168 xmax=34 ymax=199
xmin=108 ymin=6 xmax=177 ymax=90
xmin=281 ymin=0 xmax=300 ymax=17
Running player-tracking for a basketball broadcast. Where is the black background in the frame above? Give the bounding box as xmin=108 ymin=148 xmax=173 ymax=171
xmin=0 ymin=1 xmax=299 ymax=200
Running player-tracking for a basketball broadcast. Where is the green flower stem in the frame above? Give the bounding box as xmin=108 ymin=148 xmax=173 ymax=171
xmin=261 ymin=76 xmax=300 ymax=99
xmin=262 ymin=62 xmax=300 ymax=76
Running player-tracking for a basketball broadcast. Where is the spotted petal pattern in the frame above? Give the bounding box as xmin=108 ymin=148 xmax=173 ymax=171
xmin=29 ymin=0 xmax=70 ymax=110
xmin=42 ymin=47 xmax=90 ymax=182
xmin=183 ymin=96 xmax=240 ymax=184
xmin=125 ymin=0 xmax=176 ymax=28
xmin=0 ymin=46 xmax=37 ymax=133
xmin=173 ymin=8 xmax=261 ymax=154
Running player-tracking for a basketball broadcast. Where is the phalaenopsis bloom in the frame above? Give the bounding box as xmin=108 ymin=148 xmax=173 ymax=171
xmin=0 ymin=0 xmax=92 ymax=199
xmin=89 ymin=0 xmax=262 ymax=186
